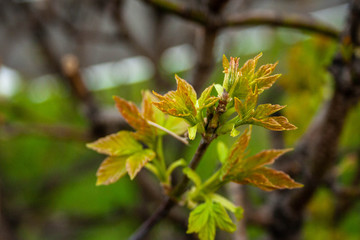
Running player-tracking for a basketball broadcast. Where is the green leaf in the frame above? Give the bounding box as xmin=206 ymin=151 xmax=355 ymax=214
xmin=188 ymin=124 xmax=198 ymax=140
xmin=222 ymin=54 xmax=229 ymax=69
xmin=216 ymin=141 xmax=228 ymax=164
xmin=233 ymin=87 xmax=258 ymax=122
xmin=126 ymin=149 xmax=156 ymax=180
xmin=211 ymin=193 xmax=243 ymax=220
xmin=234 ymin=207 xmax=244 ymax=220
xmin=183 ymin=167 xmax=202 ymax=187
xmin=88 ymin=131 xmax=156 ymax=184
xmin=163 ymin=116 xmax=189 ymax=135
xmin=197 ymin=85 xmax=218 ymax=111
xmin=96 ymin=156 xmax=127 ymax=186
xmin=142 ymin=90 xmax=188 ymax=136
xmin=212 ymin=202 xmax=237 ymax=232
xmin=214 ymin=84 xmax=224 ymax=96
xmin=230 ymin=125 xmax=240 ymax=137
xmin=86 ymin=131 xmax=142 ymax=156
xmin=187 ymin=200 xmax=236 ymax=240
xmin=254 ymin=104 xmax=286 ymax=119
xmin=187 ymin=201 xmax=216 ymax=240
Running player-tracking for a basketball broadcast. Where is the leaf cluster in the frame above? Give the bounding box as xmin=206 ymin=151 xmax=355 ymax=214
xmin=86 ymin=53 xmax=302 ymax=240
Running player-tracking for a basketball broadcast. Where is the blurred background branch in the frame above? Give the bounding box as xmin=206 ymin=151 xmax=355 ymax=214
xmin=1 ymin=0 xmax=359 ymax=240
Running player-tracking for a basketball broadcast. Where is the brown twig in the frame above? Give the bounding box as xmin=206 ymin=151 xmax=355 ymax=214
xmin=332 ymin=150 xmax=360 ymax=225
xmin=139 ymin=0 xmax=340 ymax=40
xmin=219 ymin=10 xmax=340 ymax=40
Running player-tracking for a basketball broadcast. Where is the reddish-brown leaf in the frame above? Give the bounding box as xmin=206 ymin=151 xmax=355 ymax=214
xmin=254 ymin=62 xmax=278 ymax=79
xmin=220 ymin=127 xmax=251 ymax=180
xmin=250 ymin=116 xmax=297 ymax=131
xmin=114 ymin=96 xmax=155 ymax=144
xmin=233 ymin=167 xmax=303 ymax=191
xmin=240 ymin=149 xmax=292 ymax=170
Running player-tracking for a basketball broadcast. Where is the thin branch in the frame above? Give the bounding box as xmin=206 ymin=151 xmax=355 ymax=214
xmin=139 ymin=0 xmax=208 ymax=25
xmin=332 ymin=150 xmax=360 ymax=225
xmin=129 ymin=138 xmax=213 ymax=240
xmin=139 ymin=0 xmax=340 ymax=40
xmin=218 ymin=10 xmax=340 ymax=40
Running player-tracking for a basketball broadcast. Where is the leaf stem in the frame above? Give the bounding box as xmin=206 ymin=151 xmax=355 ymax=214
xmin=153 ymin=136 xmax=168 ymax=183
xmin=146 ymin=120 xmax=189 ymax=145
xmin=190 ymin=170 xmax=224 ymax=202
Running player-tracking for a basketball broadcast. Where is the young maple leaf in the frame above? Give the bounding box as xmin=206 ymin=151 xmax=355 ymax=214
xmin=187 ymin=200 xmax=236 ymax=240
xmin=153 ymin=75 xmax=219 ymax=139
xmin=153 ymin=75 xmax=198 ymax=125
xmin=141 ymin=90 xmax=188 ymax=136
xmin=114 ymin=91 xmax=188 ymax=146
xmin=222 ymin=53 xmax=281 ymax=100
xmin=114 ymin=96 xmax=155 ymax=146
xmin=220 ymin=54 xmax=297 ymax=133
xmin=86 ymin=131 xmax=156 ymax=185
xmin=220 ymin=127 xmax=303 ymax=191
xmin=234 ymin=96 xmax=296 ymax=131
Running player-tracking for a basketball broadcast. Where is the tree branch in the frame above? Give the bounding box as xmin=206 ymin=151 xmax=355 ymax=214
xmin=219 ymin=10 xmax=340 ymax=40
xmin=332 ymin=150 xmax=360 ymax=226
xmin=139 ymin=0 xmax=340 ymax=40
xmin=129 ymin=138 xmax=213 ymax=240
xmin=265 ymin=1 xmax=360 ymax=239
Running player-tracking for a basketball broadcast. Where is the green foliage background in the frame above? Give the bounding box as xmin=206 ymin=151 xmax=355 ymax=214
xmin=1 ymin=32 xmax=360 ymax=239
